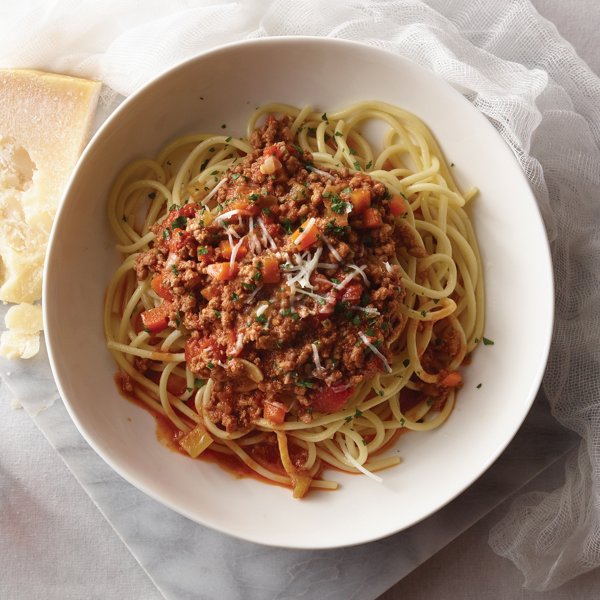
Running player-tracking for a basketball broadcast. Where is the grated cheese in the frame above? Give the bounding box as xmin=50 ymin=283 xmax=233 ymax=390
xmin=255 ymin=303 xmax=269 ymax=317
xmin=202 ymin=177 xmax=227 ymax=206
xmin=348 ymin=306 xmax=380 ymax=315
xmin=229 ymin=235 xmax=246 ymax=269
xmin=244 ymin=284 xmax=263 ymax=304
xmin=307 ymin=165 xmax=334 ymax=179
xmin=311 ymin=342 xmax=323 ymax=373
xmin=323 ymin=236 xmax=342 ymax=262
xmin=215 ymin=208 xmax=242 ymax=223
xmin=257 ymin=217 xmax=277 ymax=250
xmin=341 ymin=443 xmax=383 ymax=483
xmin=358 ymin=331 xmax=392 ymax=373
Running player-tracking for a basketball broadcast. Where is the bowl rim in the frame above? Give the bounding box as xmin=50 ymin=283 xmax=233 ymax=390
xmin=43 ymin=35 xmax=554 ymax=549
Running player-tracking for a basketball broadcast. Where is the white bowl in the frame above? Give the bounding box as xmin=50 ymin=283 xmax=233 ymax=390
xmin=44 ymin=37 xmax=553 ymax=549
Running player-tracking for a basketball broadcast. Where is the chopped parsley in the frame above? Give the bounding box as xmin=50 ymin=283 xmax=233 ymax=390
xmin=231 ymin=173 xmax=241 ymax=180
xmin=324 ymin=220 xmax=349 ymax=238
xmin=351 ymin=315 xmax=361 ymax=326
xmin=162 ymin=229 xmax=171 ymax=240
xmin=420 ymin=310 xmax=427 ymax=317
xmin=330 ymin=195 xmax=348 ymax=214
xmin=334 ymin=131 xmax=343 ymax=137
xmin=262 ymin=207 xmax=271 ymax=216
xmin=207 ymin=361 xmax=214 ymax=369
xmin=282 ymin=218 xmax=294 ymax=234
xmin=171 ymin=265 xmax=179 ymax=275
xmin=231 ymin=292 xmax=239 ymax=301
xmin=255 ymin=314 xmax=268 ymax=325
xmin=214 ymin=310 xmax=221 ymax=319
xmin=194 ymin=378 xmax=206 ymax=388
xmin=321 ymin=112 xmax=328 ymax=121
xmin=476 ymin=383 xmax=482 ymax=389
xmin=482 ymin=337 xmax=495 ymax=346
xmin=198 ymin=246 xmax=209 ymax=255
xmin=354 ymin=408 xmax=363 ymax=418
xmin=242 ymin=282 xmax=256 ymax=291
xmin=297 ymin=380 xmax=315 ymax=388
xmin=353 ymin=160 xmax=361 ymax=171
xmin=171 ymin=216 xmax=187 ymax=230
xmin=402 ymin=358 xmax=410 ymax=368
xmin=225 ymin=136 xmax=232 ymax=142
xmin=365 ymin=160 xmax=372 ymax=169
xmin=148 ymin=191 xmax=156 ymax=200
xmin=248 ymin=193 xmax=260 ymax=202
xmin=210 ymin=170 xmax=218 ymax=176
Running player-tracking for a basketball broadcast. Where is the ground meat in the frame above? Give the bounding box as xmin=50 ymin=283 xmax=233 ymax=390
xmin=133 ymin=115 xmax=432 ymax=432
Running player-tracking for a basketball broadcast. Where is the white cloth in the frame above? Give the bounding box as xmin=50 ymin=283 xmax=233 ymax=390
xmin=1 ymin=0 xmax=599 ymax=591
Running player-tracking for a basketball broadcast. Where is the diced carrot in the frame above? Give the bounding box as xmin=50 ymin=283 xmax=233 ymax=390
xmin=219 ymin=239 xmax=248 ymax=260
xmin=263 ymin=400 xmax=287 ymax=424
xmin=289 ymin=219 xmax=319 ymax=250
xmin=390 ymin=194 xmax=407 ymax=216
xmin=361 ymin=207 xmax=383 ymax=229
xmin=342 ymin=283 xmax=363 ymax=305
xmin=200 ymin=284 xmax=220 ymax=301
xmin=151 ymin=274 xmax=172 ymax=301
xmin=141 ymin=305 xmax=170 ymax=334
xmin=206 ymin=262 xmax=239 ymax=281
xmin=228 ymin=198 xmax=260 ymax=217
xmin=262 ymin=257 xmax=280 ymax=284
xmin=440 ymin=371 xmax=463 ymax=388
xmin=349 ymin=189 xmax=371 ymax=215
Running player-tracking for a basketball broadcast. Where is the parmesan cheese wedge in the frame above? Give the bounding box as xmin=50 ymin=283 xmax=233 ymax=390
xmin=0 ymin=69 xmax=101 ymax=358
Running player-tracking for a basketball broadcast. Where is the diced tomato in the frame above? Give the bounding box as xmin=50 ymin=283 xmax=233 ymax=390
xmin=219 ymin=239 xmax=248 ymax=260
xmin=196 ymin=245 xmax=215 ymax=266
xmin=206 ymin=262 xmax=239 ymax=281
xmin=341 ymin=283 xmax=363 ymax=305
xmin=317 ymin=289 xmax=339 ymax=318
xmin=158 ymin=204 xmax=197 ymax=243
xmin=263 ymin=399 xmax=287 ymax=424
xmin=389 ymin=194 xmax=407 ymax=216
xmin=263 ymin=143 xmax=299 ymax=160
xmin=360 ymin=207 xmax=383 ymax=229
xmin=167 ymin=230 xmax=194 ymax=253
xmin=310 ymin=385 xmax=354 ymax=414
xmin=440 ymin=371 xmax=463 ymax=388
xmin=262 ymin=257 xmax=280 ymax=284
xmin=289 ymin=218 xmax=319 ymax=250
xmin=141 ymin=305 xmax=170 ymax=334
xmin=184 ymin=337 xmax=224 ymax=365
xmin=349 ymin=189 xmax=371 ymax=215
xmin=151 ymin=274 xmax=172 ymax=301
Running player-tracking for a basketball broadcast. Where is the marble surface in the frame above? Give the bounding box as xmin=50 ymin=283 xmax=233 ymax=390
xmin=18 ymin=377 xmax=577 ymax=600
xmin=1 ymin=1 xmax=598 ymax=598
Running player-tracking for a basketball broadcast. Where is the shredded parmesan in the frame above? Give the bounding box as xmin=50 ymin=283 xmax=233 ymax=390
xmin=244 ymin=284 xmax=263 ymax=304
xmin=307 ymin=165 xmax=335 ymax=179
xmin=384 ymin=261 xmax=393 ymax=273
xmin=358 ymin=331 xmax=392 ymax=373
xmin=348 ymin=306 xmax=380 ymax=315
xmin=333 ymin=270 xmax=358 ymax=290
xmin=311 ymin=343 xmax=323 ymax=373
xmin=202 ymin=177 xmax=227 ymax=205
xmin=229 ymin=236 xmax=246 ymax=269
xmin=215 ymin=208 xmax=242 ymax=223
xmin=295 ymin=288 xmax=329 ymax=303
xmin=323 ymin=236 xmax=342 ymax=262
xmin=286 ymin=247 xmax=322 ymax=289
xmin=257 ymin=217 xmax=277 ymax=250
xmin=231 ymin=332 xmax=244 ymax=356
xmin=349 ymin=264 xmax=370 ymax=286
xmin=255 ymin=303 xmax=269 ymax=317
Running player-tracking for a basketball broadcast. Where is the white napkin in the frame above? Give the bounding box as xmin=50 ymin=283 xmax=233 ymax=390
xmin=1 ymin=0 xmax=599 ymax=590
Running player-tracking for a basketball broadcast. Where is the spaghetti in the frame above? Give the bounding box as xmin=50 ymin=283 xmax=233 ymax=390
xmin=105 ymin=101 xmax=484 ymax=498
